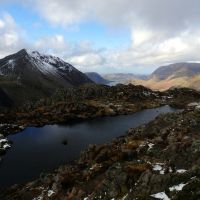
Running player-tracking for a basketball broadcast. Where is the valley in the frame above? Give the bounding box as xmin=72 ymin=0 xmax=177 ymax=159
xmin=128 ymin=63 xmax=200 ymax=91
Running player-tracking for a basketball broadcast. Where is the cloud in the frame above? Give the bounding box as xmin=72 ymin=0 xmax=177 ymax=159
xmin=131 ymin=28 xmax=154 ymax=46
xmin=0 ymin=19 xmax=5 ymax=29
xmin=68 ymin=53 xmax=105 ymax=70
xmin=2 ymin=1 xmax=200 ymax=73
xmin=0 ymin=12 xmax=27 ymax=58
xmin=25 ymin=0 xmax=200 ymax=73
xmin=29 ymin=0 xmax=200 ymax=32
xmin=34 ymin=35 xmax=69 ymax=55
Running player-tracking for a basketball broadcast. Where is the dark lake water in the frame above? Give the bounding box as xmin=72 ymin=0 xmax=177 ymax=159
xmin=0 ymin=105 xmax=178 ymax=188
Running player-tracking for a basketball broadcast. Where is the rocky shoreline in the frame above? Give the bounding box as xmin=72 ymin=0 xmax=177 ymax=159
xmin=0 ymin=133 xmax=12 ymax=163
xmin=0 ymin=84 xmax=167 ymax=158
xmin=1 ymin=85 xmax=200 ymax=137
xmin=1 ymin=104 xmax=200 ymax=199
xmin=0 ymin=124 xmax=24 ymax=162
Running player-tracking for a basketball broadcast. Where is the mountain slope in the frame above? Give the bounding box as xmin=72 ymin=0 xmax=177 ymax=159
xmin=0 ymin=88 xmax=13 ymax=107
xmin=129 ymin=62 xmax=200 ymax=91
xmin=0 ymin=49 xmax=93 ymax=106
xmin=85 ymin=72 xmax=110 ymax=84
xmin=150 ymin=62 xmax=200 ymax=80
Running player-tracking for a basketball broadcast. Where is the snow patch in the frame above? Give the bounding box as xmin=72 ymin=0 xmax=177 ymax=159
xmin=121 ymin=194 xmax=128 ymax=200
xmin=152 ymin=163 xmax=165 ymax=175
xmin=160 ymin=170 xmax=165 ymax=175
xmin=176 ymin=169 xmax=187 ymax=174
xmin=59 ymin=65 xmax=73 ymax=72
xmin=26 ymin=50 xmax=74 ymax=75
xmin=153 ymin=164 xmax=162 ymax=171
xmin=150 ymin=192 xmax=170 ymax=200
xmin=148 ymin=143 xmax=154 ymax=150
xmin=143 ymin=91 xmax=151 ymax=96
xmin=138 ymin=142 xmax=155 ymax=151
xmin=0 ymin=59 xmax=15 ymax=75
xmin=32 ymin=196 xmax=43 ymax=200
xmin=187 ymin=102 xmax=200 ymax=110
xmin=196 ymin=105 xmax=200 ymax=109
xmin=32 ymin=188 xmax=55 ymax=200
xmin=0 ymin=139 xmax=8 ymax=143
xmin=169 ymin=183 xmax=187 ymax=192
xmin=139 ymin=143 xmax=146 ymax=148
xmin=3 ymin=144 xmax=11 ymax=149
xmin=47 ymin=190 xmax=55 ymax=197
xmin=8 ymin=59 xmax=15 ymax=70
xmin=188 ymin=102 xmax=199 ymax=107
xmin=169 ymin=167 xmax=173 ymax=173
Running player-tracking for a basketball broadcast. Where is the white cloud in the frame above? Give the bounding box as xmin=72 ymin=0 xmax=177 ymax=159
xmin=132 ymin=28 xmax=154 ymax=46
xmin=27 ymin=0 xmax=91 ymax=27
xmin=28 ymin=0 xmax=200 ymax=32
xmin=0 ymin=20 xmax=5 ymax=29
xmin=23 ymin=0 xmax=200 ymax=73
xmin=34 ymin=34 xmax=69 ymax=55
xmin=159 ymin=37 xmax=188 ymax=54
xmin=2 ymin=1 xmax=200 ymax=73
xmin=68 ymin=53 xmax=105 ymax=70
xmin=0 ymin=12 xmax=27 ymax=58
xmin=4 ymin=33 xmax=19 ymax=46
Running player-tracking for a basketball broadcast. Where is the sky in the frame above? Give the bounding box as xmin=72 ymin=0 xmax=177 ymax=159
xmin=1 ymin=0 xmax=200 ymax=74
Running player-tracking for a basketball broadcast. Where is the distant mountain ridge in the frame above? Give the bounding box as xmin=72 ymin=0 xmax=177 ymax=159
xmin=0 ymin=49 xmax=93 ymax=106
xmin=85 ymin=72 xmax=110 ymax=84
xmin=129 ymin=62 xmax=200 ymax=91
xmin=150 ymin=62 xmax=200 ymax=80
xmin=102 ymin=73 xmax=147 ymax=85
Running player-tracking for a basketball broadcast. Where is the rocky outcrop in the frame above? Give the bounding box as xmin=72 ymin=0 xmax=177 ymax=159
xmin=1 ymin=105 xmax=200 ymax=199
xmin=0 ymin=134 xmax=12 ymax=163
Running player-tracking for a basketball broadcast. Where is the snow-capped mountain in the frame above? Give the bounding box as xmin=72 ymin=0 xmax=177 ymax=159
xmin=0 ymin=49 xmax=91 ymax=83
xmin=0 ymin=49 xmax=93 ymax=106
